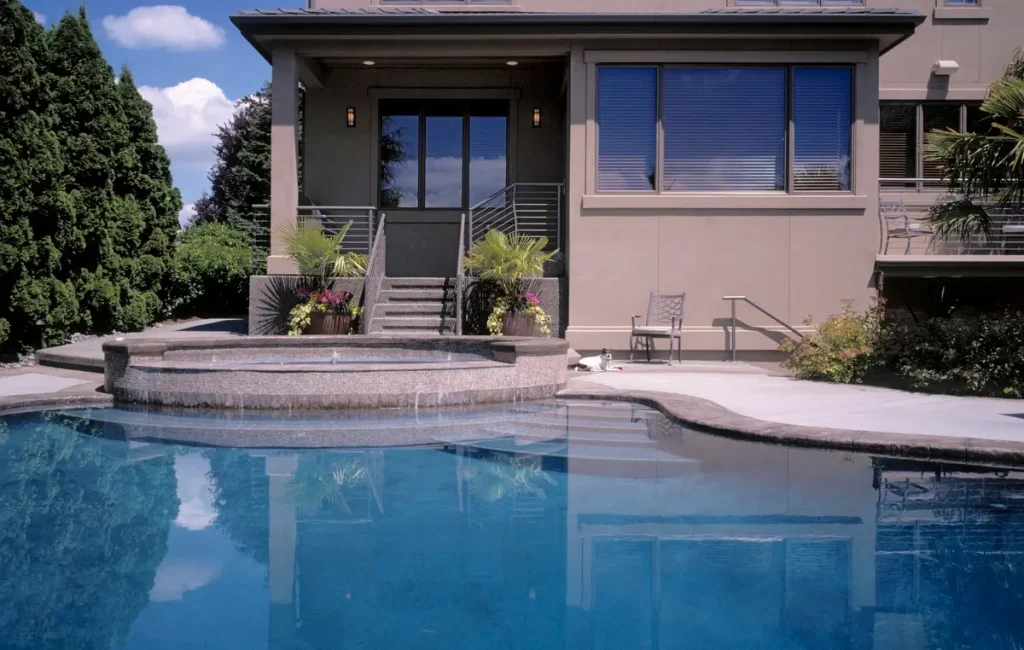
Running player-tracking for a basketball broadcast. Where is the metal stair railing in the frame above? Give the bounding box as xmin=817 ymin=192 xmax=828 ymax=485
xmin=362 ymin=213 xmax=387 ymax=334
xmin=722 ymin=296 xmax=805 ymax=362
xmin=468 ymin=182 xmax=564 ymax=252
xmin=250 ymin=203 xmax=377 ymax=267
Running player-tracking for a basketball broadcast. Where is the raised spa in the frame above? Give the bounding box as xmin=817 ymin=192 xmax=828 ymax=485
xmin=102 ymin=336 xmax=569 ymax=410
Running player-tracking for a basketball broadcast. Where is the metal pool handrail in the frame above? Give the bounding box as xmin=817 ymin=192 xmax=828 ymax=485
xmin=722 ymin=295 xmax=804 ymax=362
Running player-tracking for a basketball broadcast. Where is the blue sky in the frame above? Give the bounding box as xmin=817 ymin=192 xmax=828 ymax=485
xmin=24 ymin=0 xmax=302 ymax=225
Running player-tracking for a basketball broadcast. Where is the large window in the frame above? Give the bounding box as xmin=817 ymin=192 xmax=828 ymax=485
xmin=880 ymin=102 xmax=984 ymax=187
xmin=596 ymin=65 xmax=854 ymax=194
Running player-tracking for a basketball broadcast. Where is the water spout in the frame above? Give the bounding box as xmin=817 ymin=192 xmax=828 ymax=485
xmin=331 ymin=351 xmax=340 ymax=365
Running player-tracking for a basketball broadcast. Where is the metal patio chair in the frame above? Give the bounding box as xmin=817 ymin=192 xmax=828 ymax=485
xmin=880 ymin=200 xmax=932 ymax=254
xmin=630 ymin=293 xmax=685 ymax=364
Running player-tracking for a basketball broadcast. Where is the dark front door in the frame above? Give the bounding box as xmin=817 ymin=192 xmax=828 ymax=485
xmin=379 ymin=100 xmax=508 ymax=277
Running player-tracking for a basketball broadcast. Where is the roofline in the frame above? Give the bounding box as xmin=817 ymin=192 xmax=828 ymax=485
xmin=231 ymin=10 xmax=925 ymax=61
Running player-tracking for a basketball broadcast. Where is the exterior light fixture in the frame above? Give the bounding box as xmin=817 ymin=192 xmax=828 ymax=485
xmin=506 ymin=60 xmax=518 ymax=67
xmin=532 ymin=107 xmax=541 ymax=128
xmin=346 ymin=107 xmax=356 ymax=128
xmin=932 ymin=60 xmax=960 ymax=76
xmin=362 ymin=60 xmax=375 ymax=66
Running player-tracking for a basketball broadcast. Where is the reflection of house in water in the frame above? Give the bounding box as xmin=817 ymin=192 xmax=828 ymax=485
xmin=563 ymin=401 xmax=878 ymax=649
xmin=872 ymin=460 xmax=1024 ymax=648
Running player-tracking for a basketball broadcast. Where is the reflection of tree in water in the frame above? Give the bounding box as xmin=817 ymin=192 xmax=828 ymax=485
xmin=205 ymin=450 xmax=269 ymax=566
xmin=0 ymin=414 xmax=177 ymax=650
xmin=290 ymin=454 xmax=367 ymax=517
xmin=379 ymin=116 xmax=407 ymax=209
xmin=464 ymin=453 xmax=556 ymax=503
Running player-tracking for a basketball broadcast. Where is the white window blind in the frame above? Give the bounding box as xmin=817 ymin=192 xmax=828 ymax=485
xmin=662 ymin=67 xmax=786 ymax=191
xmin=793 ymin=67 xmax=852 ymax=192
xmin=597 ymin=67 xmax=657 ymax=192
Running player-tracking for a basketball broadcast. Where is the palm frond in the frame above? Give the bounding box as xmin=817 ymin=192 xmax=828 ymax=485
xmin=276 ymin=217 xmax=365 ymax=285
xmin=463 ymin=230 xmax=557 ymax=294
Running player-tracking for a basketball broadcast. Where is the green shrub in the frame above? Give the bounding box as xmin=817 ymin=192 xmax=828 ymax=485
xmin=780 ymin=300 xmax=880 ymax=384
xmin=169 ymin=223 xmax=253 ymax=317
xmin=878 ymin=309 xmax=1024 ymax=397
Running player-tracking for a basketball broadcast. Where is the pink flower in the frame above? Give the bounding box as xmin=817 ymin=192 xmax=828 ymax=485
xmin=526 ymin=292 xmax=540 ymax=306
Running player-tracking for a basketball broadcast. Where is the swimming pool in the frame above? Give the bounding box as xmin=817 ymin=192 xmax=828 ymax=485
xmin=1 ymin=400 xmax=1022 ymax=649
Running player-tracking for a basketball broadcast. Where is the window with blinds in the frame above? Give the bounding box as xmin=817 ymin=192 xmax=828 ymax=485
xmin=880 ymin=105 xmax=917 ymax=186
xmin=662 ymin=68 xmax=786 ymax=191
xmin=879 ymin=102 xmax=981 ymax=187
xmin=922 ymin=104 xmax=961 ymax=183
xmin=793 ymin=67 xmax=853 ymax=192
xmin=596 ymin=64 xmax=854 ymax=194
xmin=596 ymin=67 xmax=657 ymax=192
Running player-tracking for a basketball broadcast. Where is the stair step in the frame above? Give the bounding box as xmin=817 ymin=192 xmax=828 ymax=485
xmin=373 ymin=316 xmax=451 ymax=333
xmin=375 ymin=302 xmax=454 ymax=317
xmin=383 ymin=277 xmax=453 ymax=290
xmin=379 ymin=288 xmax=449 ymax=302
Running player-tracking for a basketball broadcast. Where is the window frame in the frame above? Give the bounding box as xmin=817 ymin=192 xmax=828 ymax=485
xmin=730 ymin=0 xmax=865 ymax=6
xmin=595 ymin=63 xmax=855 ymax=196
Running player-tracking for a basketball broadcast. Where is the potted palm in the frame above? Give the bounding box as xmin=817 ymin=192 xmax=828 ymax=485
xmin=463 ymin=230 xmax=556 ymax=337
xmin=278 ymin=218 xmax=368 ymax=335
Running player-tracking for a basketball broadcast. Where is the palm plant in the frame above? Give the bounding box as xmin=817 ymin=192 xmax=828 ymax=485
xmin=463 ymin=230 xmax=556 ymax=295
xmin=278 ymin=217 xmax=369 ymax=287
xmin=288 ymin=456 xmax=368 ymax=517
xmin=925 ymin=50 xmax=1024 ymax=241
xmin=464 ymin=454 xmax=557 ymax=503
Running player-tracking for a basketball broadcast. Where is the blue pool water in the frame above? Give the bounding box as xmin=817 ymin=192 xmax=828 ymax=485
xmin=1 ymin=400 xmax=1023 ymax=649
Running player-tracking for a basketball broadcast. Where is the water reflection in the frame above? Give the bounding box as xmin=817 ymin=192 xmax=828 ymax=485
xmin=3 ymin=404 xmax=1024 ymax=649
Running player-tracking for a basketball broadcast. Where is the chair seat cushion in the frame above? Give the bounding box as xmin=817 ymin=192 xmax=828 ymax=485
xmin=632 ymin=326 xmax=678 ymax=336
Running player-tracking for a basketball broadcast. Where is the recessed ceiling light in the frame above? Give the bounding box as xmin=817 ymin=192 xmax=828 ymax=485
xmin=506 ymin=60 xmax=518 ymax=67
xmin=362 ymin=60 xmax=376 ymax=66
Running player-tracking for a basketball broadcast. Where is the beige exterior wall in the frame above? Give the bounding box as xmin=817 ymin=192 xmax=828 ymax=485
xmin=265 ymin=0 xmax=1021 ymax=355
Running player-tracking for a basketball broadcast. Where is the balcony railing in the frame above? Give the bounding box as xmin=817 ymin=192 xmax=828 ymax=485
xmin=879 ymin=180 xmax=1024 ymax=256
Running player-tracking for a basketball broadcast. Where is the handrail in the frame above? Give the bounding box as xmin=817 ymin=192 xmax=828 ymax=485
xmin=722 ymin=295 xmax=804 ymax=363
xmin=362 ymin=213 xmax=387 ymax=335
xmin=455 ymin=212 xmax=466 ymax=336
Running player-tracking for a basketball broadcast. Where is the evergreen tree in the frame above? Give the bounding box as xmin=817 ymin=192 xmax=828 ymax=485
xmin=116 ymin=67 xmax=183 ymax=316
xmin=46 ymin=7 xmax=150 ymax=333
xmin=194 ymin=84 xmax=273 ymax=231
xmin=0 ymin=0 xmax=77 ymax=353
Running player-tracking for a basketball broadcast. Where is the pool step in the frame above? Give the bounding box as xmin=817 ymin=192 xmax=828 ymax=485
xmin=463 ymin=437 xmax=695 ymax=464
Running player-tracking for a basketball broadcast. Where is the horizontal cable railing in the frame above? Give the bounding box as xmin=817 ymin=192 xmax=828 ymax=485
xmin=878 ymin=182 xmax=1024 ymax=256
xmin=468 ymin=183 xmax=564 ymax=253
xmin=251 ymin=203 xmax=377 ymax=268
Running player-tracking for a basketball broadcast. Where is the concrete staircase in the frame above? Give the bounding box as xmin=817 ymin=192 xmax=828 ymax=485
xmin=370 ymin=277 xmax=457 ymax=334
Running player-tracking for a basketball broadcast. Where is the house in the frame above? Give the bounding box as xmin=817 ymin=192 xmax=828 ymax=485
xmin=234 ymin=0 xmax=1022 ymax=358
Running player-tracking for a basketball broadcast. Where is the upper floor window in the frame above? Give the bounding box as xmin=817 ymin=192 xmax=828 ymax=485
xmin=596 ymin=65 xmax=853 ymax=194
xmin=944 ymin=0 xmax=979 ymax=5
xmin=880 ymin=102 xmax=985 ymax=187
xmin=736 ymin=0 xmax=863 ymax=6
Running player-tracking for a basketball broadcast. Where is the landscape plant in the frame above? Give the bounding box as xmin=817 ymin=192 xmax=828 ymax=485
xmin=780 ymin=300 xmax=881 ymax=384
xmin=463 ymin=230 xmax=556 ymax=336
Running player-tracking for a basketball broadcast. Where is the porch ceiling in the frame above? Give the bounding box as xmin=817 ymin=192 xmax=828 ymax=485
xmin=232 ymin=8 xmax=924 ymax=63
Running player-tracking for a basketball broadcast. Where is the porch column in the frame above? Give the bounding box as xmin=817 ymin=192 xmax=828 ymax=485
xmin=266 ymin=454 xmax=299 ymax=647
xmin=269 ymin=46 xmax=300 ymax=275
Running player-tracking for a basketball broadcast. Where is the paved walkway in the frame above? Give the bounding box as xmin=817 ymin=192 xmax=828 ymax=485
xmin=35 ymin=317 xmax=246 ymax=372
xmin=570 ymin=370 xmax=1024 ymax=443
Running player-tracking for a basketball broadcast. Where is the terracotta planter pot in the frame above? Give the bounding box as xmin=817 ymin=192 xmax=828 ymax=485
xmin=308 ymin=312 xmax=352 ymax=335
xmin=501 ymin=312 xmax=540 ymax=337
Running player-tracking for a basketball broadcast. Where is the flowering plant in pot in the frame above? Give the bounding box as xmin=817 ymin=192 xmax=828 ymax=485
xmin=287 ymin=288 xmax=355 ymax=335
xmin=464 ymin=230 xmax=556 ymax=337
xmin=278 ymin=217 xmax=368 ymax=335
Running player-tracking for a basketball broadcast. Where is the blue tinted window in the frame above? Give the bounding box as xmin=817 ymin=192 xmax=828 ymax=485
xmin=424 ymin=116 xmax=463 ymax=208
xmin=793 ymin=67 xmax=853 ymax=191
xmin=663 ymin=68 xmax=786 ymax=191
xmin=380 ymin=115 xmax=418 ymax=208
xmin=469 ymin=116 xmax=507 ymax=205
xmin=597 ymin=67 xmax=657 ymax=192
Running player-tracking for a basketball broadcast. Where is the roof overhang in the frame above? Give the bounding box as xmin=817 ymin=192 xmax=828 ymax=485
xmin=231 ymin=8 xmax=925 ymax=63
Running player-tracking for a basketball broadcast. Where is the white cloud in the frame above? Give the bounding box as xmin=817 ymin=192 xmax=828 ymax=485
xmin=178 ymin=203 xmax=197 ymax=229
xmin=140 ymin=78 xmax=235 ymax=171
xmin=150 ymin=560 xmax=220 ymax=602
xmin=102 ymin=6 xmax=225 ymax=51
xmin=33 ymin=11 xmax=45 ymax=25
xmin=389 ymin=156 xmax=507 ymax=208
xmin=173 ymin=454 xmax=217 ymax=531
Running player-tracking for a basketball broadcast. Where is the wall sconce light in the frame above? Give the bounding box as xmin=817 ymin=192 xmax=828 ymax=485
xmin=532 ymin=107 xmax=541 ymax=128
xmin=346 ymin=107 xmax=356 ymax=128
